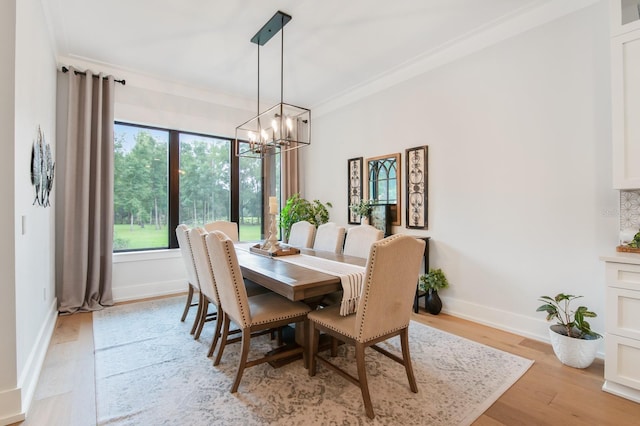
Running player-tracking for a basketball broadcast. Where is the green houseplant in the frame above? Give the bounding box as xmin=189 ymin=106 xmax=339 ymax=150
xmin=536 ymin=293 xmax=602 ymax=368
xmin=279 ymin=193 xmax=332 ymax=242
xmin=418 ymin=268 xmax=449 ymax=315
xmin=349 ymin=199 xmax=375 ymax=224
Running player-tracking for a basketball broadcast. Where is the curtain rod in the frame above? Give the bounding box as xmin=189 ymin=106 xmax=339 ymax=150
xmin=61 ymin=66 xmax=126 ymax=85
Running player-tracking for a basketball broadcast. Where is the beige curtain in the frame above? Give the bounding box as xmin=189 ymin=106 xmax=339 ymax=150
xmin=56 ymin=67 xmax=115 ymax=313
xmin=281 ymin=148 xmax=299 ymax=202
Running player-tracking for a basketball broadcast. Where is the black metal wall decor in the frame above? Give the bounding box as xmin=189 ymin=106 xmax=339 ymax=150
xmin=406 ymin=146 xmax=428 ymax=229
xmin=347 ymin=157 xmax=363 ymax=224
xmin=31 ymin=126 xmax=55 ymax=207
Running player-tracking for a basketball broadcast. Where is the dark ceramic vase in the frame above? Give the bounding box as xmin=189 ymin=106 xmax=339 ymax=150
xmin=426 ymin=289 xmax=442 ymax=315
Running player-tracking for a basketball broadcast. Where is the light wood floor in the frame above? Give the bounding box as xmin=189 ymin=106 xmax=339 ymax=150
xmin=14 ymin=300 xmax=640 ymax=426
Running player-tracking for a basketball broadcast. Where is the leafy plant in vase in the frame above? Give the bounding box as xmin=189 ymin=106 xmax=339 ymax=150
xmin=349 ymin=199 xmax=374 ymax=225
xmin=536 ymin=293 xmax=602 ymax=368
xmin=279 ymin=193 xmax=332 ymax=242
xmin=418 ymin=268 xmax=449 ymax=315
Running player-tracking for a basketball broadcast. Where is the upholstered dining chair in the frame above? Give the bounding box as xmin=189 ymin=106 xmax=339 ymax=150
xmin=204 ymin=220 xmax=239 ymax=242
xmin=342 ymin=224 xmax=384 ymax=259
xmin=175 ymin=224 xmax=201 ymax=335
xmin=312 ymin=222 xmax=346 ymax=253
xmin=308 ymin=234 xmax=426 ymax=419
xmin=287 ymin=220 xmax=316 ymax=248
xmin=188 ymin=227 xmax=223 ymax=356
xmin=204 ymin=220 xmax=269 ymax=297
xmin=205 ymin=230 xmax=311 ymax=392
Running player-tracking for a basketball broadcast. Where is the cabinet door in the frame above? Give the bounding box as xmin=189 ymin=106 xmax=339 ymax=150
xmin=607 ymin=287 xmax=640 ymax=340
xmin=605 ymin=334 xmax=640 ymax=391
xmin=612 ymin=30 xmax=640 ymax=188
xmin=611 ymin=0 xmax=640 ymax=36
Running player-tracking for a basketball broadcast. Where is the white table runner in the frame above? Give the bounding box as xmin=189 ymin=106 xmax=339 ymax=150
xmin=275 ymin=254 xmax=365 ymax=316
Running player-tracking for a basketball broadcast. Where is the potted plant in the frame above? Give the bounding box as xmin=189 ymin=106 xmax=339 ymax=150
xmin=536 ymin=293 xmax=602 ymax=368
xmin=349 ymin=199 xmax=375 ymax=224
xmin=279 ymin=193 xmax=332 ymax=242
xmin=418 ymin=268 xmax=449 ymax=315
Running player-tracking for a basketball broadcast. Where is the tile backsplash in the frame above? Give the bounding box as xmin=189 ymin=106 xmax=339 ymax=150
xmin=621 ymin=190 xmax=640 ymax=230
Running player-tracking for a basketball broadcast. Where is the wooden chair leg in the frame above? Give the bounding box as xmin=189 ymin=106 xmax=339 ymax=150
xmin=208 ymin=308 xmax=224 ymax=358
xmin=231 ymin=328 xmax=251 ymax=393
xmin=400 ymin=327 xmax=418 ymax=393
xmin=214 ymin=315 xmax=231 ymax=366
xmin=301 ymin=318 xmax=309 ymax=369
xmin=309 ymin=325 xmax=320 ymax=376
xmin=355 ymin=342 xmax=375 ymax=419
xmin=194 ymin=298 xmax=209 ymax=340
xmin=330 ymin=336 xmax=338 ymax=357
xmin=181 ymin=285 xmax=194 ymax=322
xmin=190 ymin=292 xmax=203 ymax=335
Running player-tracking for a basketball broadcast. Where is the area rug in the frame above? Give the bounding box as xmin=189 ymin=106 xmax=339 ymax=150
xmin=93 ymin=297 xmax=533 ymax=425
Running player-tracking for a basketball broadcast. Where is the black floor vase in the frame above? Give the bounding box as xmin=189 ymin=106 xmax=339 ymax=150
xmin=426 ymin=290 xmax=442 ymax=315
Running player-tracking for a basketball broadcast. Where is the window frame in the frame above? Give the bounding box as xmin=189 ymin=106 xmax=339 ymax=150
xmin=114 ymin=121 xmax=248 ymax=252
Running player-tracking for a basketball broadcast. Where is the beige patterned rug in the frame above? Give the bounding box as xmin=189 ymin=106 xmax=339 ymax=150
xmin=94 ymin=297 xmax=532 ymax=425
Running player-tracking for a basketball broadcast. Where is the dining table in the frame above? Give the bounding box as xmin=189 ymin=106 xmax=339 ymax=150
xmin=234 ymin=242 xmax=367 ymax=302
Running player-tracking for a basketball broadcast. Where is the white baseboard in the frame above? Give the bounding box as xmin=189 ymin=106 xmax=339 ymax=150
xmin=437 ymin=296 xmax=605 ymax=359
xmin=112 ymin=279 xmax=186 ymax=303
xmin=0 ymin=298 xmax=57 ymax=426
xmin=602 ymin=380 xmax=640 ymax=403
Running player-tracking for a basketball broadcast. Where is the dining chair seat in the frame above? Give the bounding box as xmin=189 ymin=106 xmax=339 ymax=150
xmin=308 ymin=234 xmax=426 ymax=419
xmin=206 ymin=230 xmax=311 ymax=393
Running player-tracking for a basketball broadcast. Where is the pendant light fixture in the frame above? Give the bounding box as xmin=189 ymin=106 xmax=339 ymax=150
xmin=235 ymin=11 xmax=311 ymax=158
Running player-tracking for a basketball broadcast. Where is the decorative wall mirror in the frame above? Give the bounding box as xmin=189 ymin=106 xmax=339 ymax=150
xmin=366 ymin=153 xmax=401 ymax=226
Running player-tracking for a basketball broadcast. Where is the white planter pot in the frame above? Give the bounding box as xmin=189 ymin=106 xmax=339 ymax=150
xmin=548 ymin=325 xmax=601 ymax=369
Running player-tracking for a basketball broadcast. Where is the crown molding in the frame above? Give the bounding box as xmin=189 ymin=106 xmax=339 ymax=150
xmin=313 ymin=0 xmax=600 ymax=117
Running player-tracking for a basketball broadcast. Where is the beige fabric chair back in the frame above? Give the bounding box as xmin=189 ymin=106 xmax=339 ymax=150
xmin=343 ymin=224 xmax=384 ymax=258
xmin=205 ymin=231 xmax=251 ymax=328
xmin=175 ymin=224 xmax=200 ymax=290
xmin=355 ymin=235 xmax=425 ymax=342
xmin=187 ymin=227 xmax=220 ymax=305
xmin=288 ymin=220 xmax=316 ymax=248
xmin=204 ymin=220 xmax=239 ymax=242
xmin=313 ymin=222 xmax=346 ymax=253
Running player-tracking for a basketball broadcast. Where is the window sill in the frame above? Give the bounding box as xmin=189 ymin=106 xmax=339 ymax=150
xmin=113 ymin=249 xmax=181 ymax=264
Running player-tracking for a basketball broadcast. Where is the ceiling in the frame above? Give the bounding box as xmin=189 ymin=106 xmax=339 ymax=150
xmin=44 ymin=0 xmax=559 ymax=109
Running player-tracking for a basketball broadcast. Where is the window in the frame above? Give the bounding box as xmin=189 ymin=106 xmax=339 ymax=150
xmin=113 ymin=122 xmax=266 ymax=251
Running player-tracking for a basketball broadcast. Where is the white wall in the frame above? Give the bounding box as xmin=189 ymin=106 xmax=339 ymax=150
xmin=0 ymin=0 xmax=58 ymax=423
xmin=305 ymin=2 xmax=616 ymax=344
xmin=0 ymin=0 xmax=19 ymax=423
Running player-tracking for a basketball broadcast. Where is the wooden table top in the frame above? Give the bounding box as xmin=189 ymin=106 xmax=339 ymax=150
xmin=235 ymin=243 xmax=366 ymax=301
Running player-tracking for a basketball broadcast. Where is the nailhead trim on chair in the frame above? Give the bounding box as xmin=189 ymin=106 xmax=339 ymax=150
xmin=198 ymin=229 xmax=221 ymax=306
xmin=221 ymin=237 xmax=250 ymax=328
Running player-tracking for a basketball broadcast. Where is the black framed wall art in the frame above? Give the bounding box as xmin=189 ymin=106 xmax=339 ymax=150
xmin=406 ymin=146 xmax=428 ymax=229
xmin=347 ymin=157 xmax=363 ymax=224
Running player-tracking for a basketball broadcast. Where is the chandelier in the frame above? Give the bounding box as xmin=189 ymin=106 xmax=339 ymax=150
xmin=235 ymin=11 xmax=311 ymax=158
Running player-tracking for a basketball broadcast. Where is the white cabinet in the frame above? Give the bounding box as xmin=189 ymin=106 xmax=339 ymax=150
xmin=601 ymin=255 xmax=640 ymax=403
xmin=611 ymin=0 xmax=640 ymax=189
